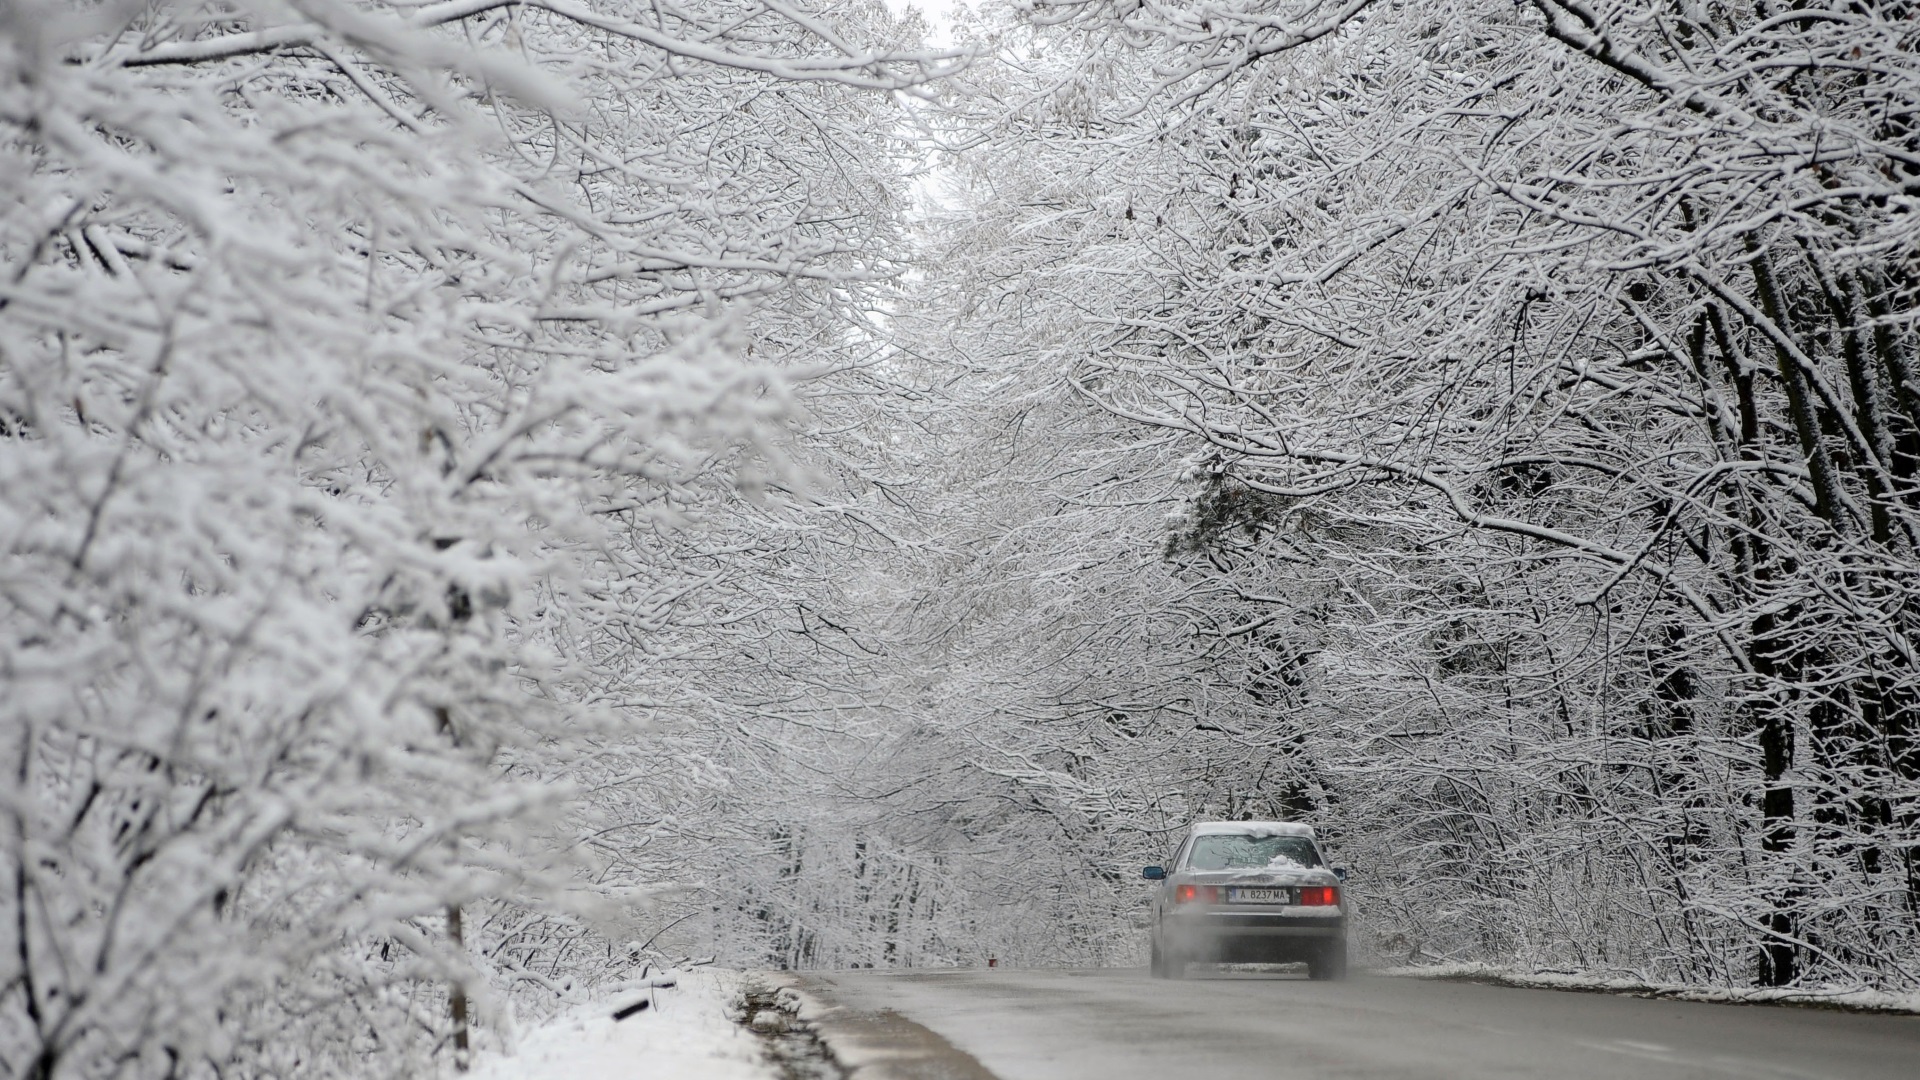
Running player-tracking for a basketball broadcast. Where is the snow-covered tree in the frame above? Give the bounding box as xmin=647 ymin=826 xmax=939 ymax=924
xmin=908 ymin=0 xmax=1920 ymax=990
xmin=0 ymin=1 xmax=952 ymax=1076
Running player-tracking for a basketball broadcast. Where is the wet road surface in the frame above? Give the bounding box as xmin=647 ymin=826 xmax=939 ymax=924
xmin=800 ymin=967 xmax=1920 ymax=1079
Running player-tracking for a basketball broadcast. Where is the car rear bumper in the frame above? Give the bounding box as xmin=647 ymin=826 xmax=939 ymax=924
xmin=1165 ymin=914 xmax=1346 ymax=936
xmin=1160 ymin=912 xmax=1345 ymax=962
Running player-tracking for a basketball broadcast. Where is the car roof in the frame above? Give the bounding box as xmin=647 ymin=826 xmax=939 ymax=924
xmin=1189 ymin=820 xmax=1316 ymax=838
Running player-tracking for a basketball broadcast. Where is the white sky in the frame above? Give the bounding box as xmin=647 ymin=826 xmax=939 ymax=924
xmin=883 ymin=0 xmax=971 ymax=39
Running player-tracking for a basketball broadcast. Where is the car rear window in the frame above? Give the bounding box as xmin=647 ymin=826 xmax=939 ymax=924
xmin=1187 ymin=834 xmax=1322 ymax=870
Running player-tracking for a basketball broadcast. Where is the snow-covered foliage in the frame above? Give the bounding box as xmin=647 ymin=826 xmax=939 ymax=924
xmin=7 ymin=0 xmax=1920 ymax=1069
xmin=879 ymin=0 xmax=1920 ymax=993
xmin=0 ymin=0 xmax=947 ymax=1076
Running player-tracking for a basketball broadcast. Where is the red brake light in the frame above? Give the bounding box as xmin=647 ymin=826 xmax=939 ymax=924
xmin=1173 ymin=884 xmax=1220 ymax=904
xmin=1299 ymin=886 xmax=1340 ymax=907
xmin=1175 ymin=884 xmax=1197 ymax=904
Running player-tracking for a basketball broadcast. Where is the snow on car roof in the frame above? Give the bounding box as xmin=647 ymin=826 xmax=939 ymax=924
xmin=1190 ymin=820 xmax=1316 ymax=838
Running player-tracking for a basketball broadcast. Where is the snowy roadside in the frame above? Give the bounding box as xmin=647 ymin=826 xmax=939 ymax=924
xmin=468 ymin=968 xmax=777 ymax=1080
xmin=1380 ymin=962 xmax=1920 ymax=1015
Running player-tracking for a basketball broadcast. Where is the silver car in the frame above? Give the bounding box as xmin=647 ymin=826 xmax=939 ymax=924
xmin=1143 ymin=821 xmax=1348 ymax=980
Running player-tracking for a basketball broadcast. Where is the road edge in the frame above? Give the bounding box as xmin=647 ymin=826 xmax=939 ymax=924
xmin=1380 ymin=964 xmax=1920 ymax=1015
xmin=758 ymin=972 xmax=1001 ymax=1080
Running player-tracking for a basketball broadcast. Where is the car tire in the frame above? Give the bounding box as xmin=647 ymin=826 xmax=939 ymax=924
xmin=1149 ymin=936 xmax=1168 ymax=979
xmin=1163 ymin=942 xmax=1188 ymax=980
xmin=1307 ymin=941 xmax=1348 ymax=981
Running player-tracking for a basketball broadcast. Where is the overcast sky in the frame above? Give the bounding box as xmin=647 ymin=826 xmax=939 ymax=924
xmin=887 ymin=0 xmax=969 ymax=38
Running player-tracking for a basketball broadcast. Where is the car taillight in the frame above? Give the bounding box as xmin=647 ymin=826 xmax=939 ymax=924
xmin=1299 ymin=886 xmax=1340 ymax=907
xmin=1174 ymin=884 xmax=1219 ymax=904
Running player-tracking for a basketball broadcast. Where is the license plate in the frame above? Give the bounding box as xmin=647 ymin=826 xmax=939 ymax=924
xmin=1226 ymin=887 xmax=1291 ymax=904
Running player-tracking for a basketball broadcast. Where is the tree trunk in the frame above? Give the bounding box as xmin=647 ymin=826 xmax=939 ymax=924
xmin=449 ymin=902 xmax=470 ymax=1071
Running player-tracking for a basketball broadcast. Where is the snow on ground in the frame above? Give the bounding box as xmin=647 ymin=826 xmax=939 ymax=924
xmin=1381 ymin=961 xmax=1920 ymax=1014
xmin=469 ymin=968 xmax=775 ymax=1080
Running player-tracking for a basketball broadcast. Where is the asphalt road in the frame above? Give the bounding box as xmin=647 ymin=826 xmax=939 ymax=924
xmin=801 ymin=967 xmax=1920 ymax=1080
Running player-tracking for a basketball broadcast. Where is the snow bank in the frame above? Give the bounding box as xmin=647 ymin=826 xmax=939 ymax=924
xmin=468 ymin=969 xmax=774 ymax=1080
xmin=1381 ymin=962 xmax=1920 ymax=1014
